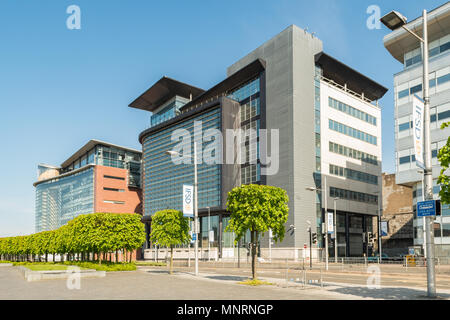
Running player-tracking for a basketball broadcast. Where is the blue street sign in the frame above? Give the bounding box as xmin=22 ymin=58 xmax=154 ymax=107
xmin=417 ymin=200 xmax=436 ymax=217
xmin=192 ymin=233 xmax=197 ymax=241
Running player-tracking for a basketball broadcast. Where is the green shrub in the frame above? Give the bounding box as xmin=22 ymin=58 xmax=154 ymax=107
xmin=61 ymin=261 xmax=137 ymax=272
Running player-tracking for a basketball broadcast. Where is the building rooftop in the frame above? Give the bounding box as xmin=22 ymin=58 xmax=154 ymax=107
xmin=179 ymin=58 xmax=266 ymax=113
xmin=315 ymin=52 xmax=388 ymax=102
xmin=128 ymin=77 xmax=205 ymax=112
xmin=383 ymin=2 xmax=450 ymax=63
xmin=60 ymin=139 xmax=141 ymax=168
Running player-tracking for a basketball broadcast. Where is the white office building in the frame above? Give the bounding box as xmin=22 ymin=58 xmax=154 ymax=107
xmin=383 ymin=2 xmax=450 ymax=256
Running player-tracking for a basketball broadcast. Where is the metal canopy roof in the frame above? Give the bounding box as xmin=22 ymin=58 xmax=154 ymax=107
xmin=179 ymin=58 xmax=266 ymax=112
xmin=383 ymin=2 xmax=450 ymax=63
xmin=128 ymin=77 xmax=205 ymax=112
xmin=60 ymin=139 xmax=141 ymax=168
xmin=315 ymin=52 xmax=388 ymax=102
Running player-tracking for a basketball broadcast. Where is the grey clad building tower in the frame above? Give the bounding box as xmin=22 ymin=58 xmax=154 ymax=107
xmin=130 ymin=25 xmax=387 ymax=259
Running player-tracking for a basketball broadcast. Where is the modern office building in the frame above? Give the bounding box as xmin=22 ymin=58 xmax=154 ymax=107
xmin=34 ymin=140 xmax=142 ymax=232
xmin=383 ymin=2 xmax=450 ymax=256
xmin=130 ymin=25 xmax=387 ymax=258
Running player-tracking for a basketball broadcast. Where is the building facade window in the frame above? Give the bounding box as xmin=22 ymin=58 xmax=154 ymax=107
xmin=328 ymin=97 xmax=377 ymax=125
xmin=329 ymin=164 xmax=378 ymax=185
xmin=329 ymin=141 xmax=378 ymax=165
xmin=328 ymin=119 xmax=377 ymax=145
xmin=35 ymin=167 xmax=94 ymax=232
xmin=330 ymin=186 xmax=378 ymax=204
xmin=142 ymin=107 xmax=222 ymax=216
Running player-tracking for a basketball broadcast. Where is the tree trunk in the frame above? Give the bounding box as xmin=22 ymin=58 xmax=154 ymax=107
xmin=99 ymin=252 xmax=102 ymax=265
xmin=116 ymin=250 xmax=118 ymax=263
xmin=251 ymin=230 xmax=257 ymax=280
xmin=170 ymin=246 xmax=174 ymax=275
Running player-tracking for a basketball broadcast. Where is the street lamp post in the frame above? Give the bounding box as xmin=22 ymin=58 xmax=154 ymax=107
xmin=374 ymin=190 xmax=383 ymax=262
xmin=166 ymin=142 xmax=199 ymax=276
xmin=207 ymin=206 xmax=211 ymax=261
xmin=381 ymin=9 xmax=436 ymax=297
xmin=307 ymin=220 xmax=313 ymax=270
xmin=418 ymin=169 xmax=427 ymax=256
xmin=306 ymin=175 xmax=328 ymax=271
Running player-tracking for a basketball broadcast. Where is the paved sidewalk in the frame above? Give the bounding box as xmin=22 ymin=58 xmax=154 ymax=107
xmin=1 ymin=265 xmax=450 ymax=300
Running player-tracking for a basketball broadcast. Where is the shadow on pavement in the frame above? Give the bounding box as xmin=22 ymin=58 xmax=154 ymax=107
xmin=329 ymin=286 xmax=450 ymax=300
xmin=205 ymin=275 xmax=248 ymax=282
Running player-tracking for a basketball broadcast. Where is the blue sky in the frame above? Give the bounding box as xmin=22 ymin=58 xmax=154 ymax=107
xmin=0 ymin=0 xmax=444 ymax=237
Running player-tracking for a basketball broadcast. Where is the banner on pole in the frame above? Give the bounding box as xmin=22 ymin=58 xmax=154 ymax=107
xmin=182 ymin=185 xmax=194 ymax=217
xmin=412 ymin=94 xmax=425 ymax=169
xmin=381 ymin=221 xmax=388 ymax=237
xmin=327 ymin=212 xmax=334 ymax=234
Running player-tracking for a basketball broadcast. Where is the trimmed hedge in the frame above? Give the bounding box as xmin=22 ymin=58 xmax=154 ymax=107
xmin=0 ymin=212 xmax=145 ymax=263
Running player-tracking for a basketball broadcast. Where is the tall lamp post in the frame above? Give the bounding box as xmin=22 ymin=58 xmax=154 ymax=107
xmin=374 ymin=190 xmax=383 ymax=262
xmin=306 ymin=220 xmax=313 ymax=270
xmin=166 ymin=142 xmax=199 ymax=276
xmin=381 ymin=9 xmax=436 ymax=297
xmin=306 ymin=175 xmax=328 ymax=271
xmin=207 ymin=206 xmax=211 ymax=261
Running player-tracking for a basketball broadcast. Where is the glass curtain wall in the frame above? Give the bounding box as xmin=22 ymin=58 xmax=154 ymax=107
xmin=35 ymin=167 xmax=94 ymax=232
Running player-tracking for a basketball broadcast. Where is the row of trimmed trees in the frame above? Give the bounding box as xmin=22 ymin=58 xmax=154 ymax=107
xmin=0 ymin=212 xmax=145 ymax=264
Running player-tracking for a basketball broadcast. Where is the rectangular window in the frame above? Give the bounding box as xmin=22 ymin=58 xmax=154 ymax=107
xmin=103 ymin=200 xmax=125 ymax=204
xmin=103 ymin=187 xmax=125 ymax=192
xmin=329 ymin=164 xmax=378 ymax=185
xmin=329 ymin=97 xmax=376 ymax=126
xmin=104 ymin=175 xmax=125 ymax=180
xmin=399 ymin=155 xmax=411 ymax=164
xmin=410 ymin=84 xmax=422 ymax=95
xmin=438 ymin=73 xmax=450 ymax=85
xmin=399 ymin=122 xmax=410 ymax=131
xmin=329 ymin=119 xmax=377 ymax=145
xmin=438 ymin=110 xmax=450 ymax=121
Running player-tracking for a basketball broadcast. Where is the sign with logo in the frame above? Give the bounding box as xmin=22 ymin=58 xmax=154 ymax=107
xmin=209 ymin=230 xmax=214 ymax=242
xmin=381 ymin=221 xmax=388 ymax=237
xmin=412 ymin=95 xmax=425 ymax=169
xmin=182 ymin=185 xmax=194 ymax=217
xmin=327 ymin=212 xmax=334 ymax=234
xmin=417 ymin=200 xmax=436 ymax=217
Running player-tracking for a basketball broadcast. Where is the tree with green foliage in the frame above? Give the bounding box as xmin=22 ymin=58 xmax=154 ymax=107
xmin=438 ymin=121 xmax=450 ymax=205
xmin=0 ymin=212 xmax=145 ymax=264
xmin=150 ymin=209 xmax=191 ymax=274
xmin=226 ymin=184 xmax=289 ymax=280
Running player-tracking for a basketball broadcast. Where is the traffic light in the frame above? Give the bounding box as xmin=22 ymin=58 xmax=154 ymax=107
xmin=367 ymin=232 xmax=374 ymax=243
xmin=312 ymin=233 xmax=317 ymax=244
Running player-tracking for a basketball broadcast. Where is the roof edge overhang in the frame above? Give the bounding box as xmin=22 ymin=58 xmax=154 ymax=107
xmin=179 ymin=58 xmax=266 ymax=112
xmin=60 ymin=139 xmax=141 ymax=168
xmin=315 ymin=52 xmax=388 ymax=101
xmin=138 ymin=96 xmax=239 ymax=144
xmin=128 ymin=77 xmax=205 ymax=112
xmin=383 ymin=2 xmax=450 ymax=63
